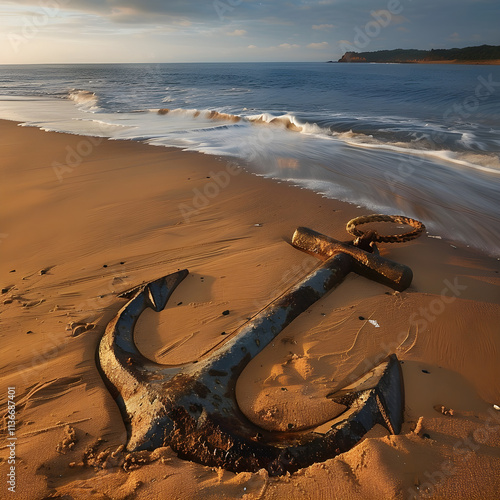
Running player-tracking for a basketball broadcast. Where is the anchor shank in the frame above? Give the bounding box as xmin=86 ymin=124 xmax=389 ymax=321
xmin=197 ymin=252 xmax=353 ymax=382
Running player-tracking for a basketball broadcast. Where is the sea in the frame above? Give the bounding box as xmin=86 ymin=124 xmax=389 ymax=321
xmin=1 ymin=62 xmax=499 ymax=256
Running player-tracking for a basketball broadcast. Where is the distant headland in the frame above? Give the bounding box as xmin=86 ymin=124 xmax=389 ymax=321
xmin=333 ymin=44 xmax=500 ymax=65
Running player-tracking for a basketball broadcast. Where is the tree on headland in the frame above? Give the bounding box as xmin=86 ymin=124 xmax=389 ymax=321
xmin=336 ymin=45 xmax=500 ymax=63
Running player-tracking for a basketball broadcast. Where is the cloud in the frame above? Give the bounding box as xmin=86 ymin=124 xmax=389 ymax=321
xmin=246 ymin=42 xmax=301 ymax=52
xmin=371 ymin=10 xmax=408 ymax=26
xmin=8 ymin=0 xmax=218 ymax=23
xmin=312 ymin=24 xmax=334 ymax=30
xmin=174 ymin=19 xmax=192 ymax=27
xmin=2 ymin=0 xmax=499 ymax=64
xmin=226 ymin=29 xmax=247 ymax=36
xmin=261 ymin=16 xmax=295 ymax=26
xmin=307 ymin=41 xmax=329 ymax=49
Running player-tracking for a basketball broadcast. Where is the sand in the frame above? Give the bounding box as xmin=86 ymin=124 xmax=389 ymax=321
xmin=0 ymin=119 xmax=499 ymax=499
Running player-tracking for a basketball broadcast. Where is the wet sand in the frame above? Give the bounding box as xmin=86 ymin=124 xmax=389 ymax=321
xmin=0 ymin=119 xmax=499 ymax=499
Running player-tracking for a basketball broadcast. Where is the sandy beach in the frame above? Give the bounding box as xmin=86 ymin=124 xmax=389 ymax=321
xmin=1 ymin=119 xmax=500 ymax=499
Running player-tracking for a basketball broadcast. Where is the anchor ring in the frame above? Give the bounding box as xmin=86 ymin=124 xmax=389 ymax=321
xmin=346 ymin=214 xmax=426 ymax=243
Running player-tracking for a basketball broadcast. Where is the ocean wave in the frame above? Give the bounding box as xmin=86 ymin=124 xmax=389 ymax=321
xmin=459 ymin=132 xmax=486 ymax=150
xmin=151 ymin=106 xmax=500 ymax=175
xmin=431 ymin=151 xmax=500 ymax=174
xmin=68 ymin=89 xmax=99 ymax=111
xmin=72 ymin=118 xmax=134 ymax=131
xmin=245 ymin=112 xmax=326 ymax=135
xmin=334 ymin=131 xmax=500 ymax=174
xmin=155 ymin=107 xmax=328 ymax=135
xmin=156 ymin=108 xmax=242 ymax=123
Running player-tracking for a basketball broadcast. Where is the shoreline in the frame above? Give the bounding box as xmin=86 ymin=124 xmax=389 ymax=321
xmin=1 ymin=119 xmax=499 ymax=499
xmin=2 ymin=81 xmax=500 ymax=260
xmin=335 ymin=59 xmax=500 ymax=65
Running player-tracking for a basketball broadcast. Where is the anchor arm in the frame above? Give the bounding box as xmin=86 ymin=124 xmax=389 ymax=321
xmin=99 ymin=270 xmax=189 ymax=383
xmin=98 ymin=270 xmax=189 ymax=450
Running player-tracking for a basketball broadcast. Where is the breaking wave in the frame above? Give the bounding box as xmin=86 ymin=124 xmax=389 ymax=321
xmin=156 ymin=108 xmax=242 ymax=123
xmin=68 ymin=89 xmax=99 ymax=111
xmin=154 ymin=107 xmax=326 ymax=133
xmin=152 ymin=107 xmax=500 ymax=175
xmin=333 ymin=130 xmax=500 ymax=174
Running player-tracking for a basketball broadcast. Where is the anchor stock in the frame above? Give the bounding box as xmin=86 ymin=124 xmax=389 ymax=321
xmin=292 ymin=226 xmax=414 ymax=291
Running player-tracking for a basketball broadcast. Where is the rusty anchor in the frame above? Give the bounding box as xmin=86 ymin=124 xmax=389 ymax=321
xmin=98 ymin=214 xmax=424 ymax=475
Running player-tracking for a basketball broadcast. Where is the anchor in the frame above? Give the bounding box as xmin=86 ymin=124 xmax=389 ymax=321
xmin=98 ymin=214 xmax=424 ymax=475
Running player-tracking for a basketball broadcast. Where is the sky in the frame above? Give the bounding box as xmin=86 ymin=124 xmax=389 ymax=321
xmin=0 ymin=0 xmax=498 ymax=64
